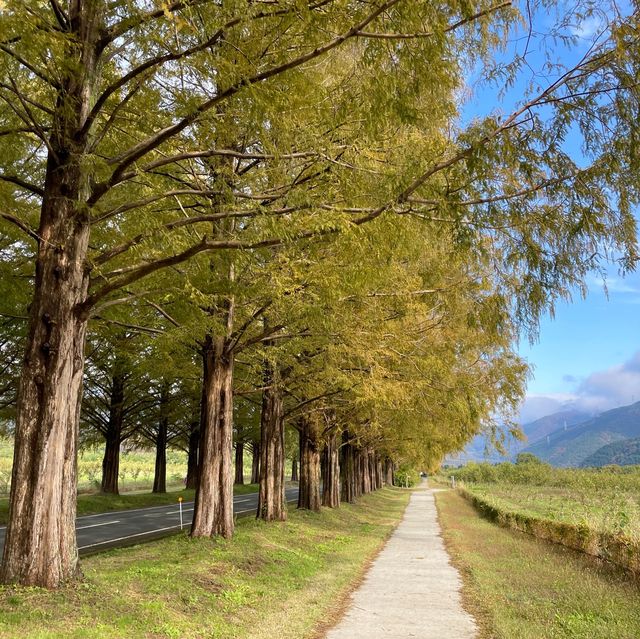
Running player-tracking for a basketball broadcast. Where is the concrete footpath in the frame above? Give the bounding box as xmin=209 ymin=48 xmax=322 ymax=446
xmin=325 ymin=486 xmax=477 ymax=639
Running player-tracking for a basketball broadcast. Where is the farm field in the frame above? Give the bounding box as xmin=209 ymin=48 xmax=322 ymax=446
xmin=448 ymin=460 xmax=640 ymax=542
xmin=0 ymin=438 xmax=268 ymax=524
xmin=0 ymin=438 xmax=274 ymax=498
xmin=0 ymin=438 xmax=189 ymax=496
xmin=460 ymin=484 xmax=640 ymax=542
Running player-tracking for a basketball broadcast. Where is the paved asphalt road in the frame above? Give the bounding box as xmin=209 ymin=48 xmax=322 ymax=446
xmin=0 ymin=487 xmax=299 ymax=556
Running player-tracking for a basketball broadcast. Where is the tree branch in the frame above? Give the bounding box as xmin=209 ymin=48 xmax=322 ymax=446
xmin=0 ymin=44 xmax=60 ymax=88
xmin=89 ymin=0 xmax=403 ymax=204
xmin=49 ymin=0 xmax=69 ymax=30
xmin=0 ymin=174 xmax=45 ymax=197
xmin=1 ymin=213 xmax=40 ymax=243
xmin=355 ymin=1 xmax=511 ymax=39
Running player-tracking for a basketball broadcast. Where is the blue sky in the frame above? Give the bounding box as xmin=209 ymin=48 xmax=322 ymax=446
xmin=518 ymin=267 xmax=640 ymax=422
xmin=461 ymin=0 xmax=640 ymax=424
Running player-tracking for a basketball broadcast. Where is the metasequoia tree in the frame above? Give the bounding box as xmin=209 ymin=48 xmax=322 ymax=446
xmin=2 ymin=1 xmax=466 ymax=584
xmin=80 ymin=330 xmax=154 ymax=495
xmin=242 ymin=212 xmax=527 ymax=511
xmin=1 ymin=0 xmax=638 ymax=587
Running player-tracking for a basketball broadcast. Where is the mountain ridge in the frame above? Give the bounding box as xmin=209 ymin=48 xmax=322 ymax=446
xmin=523 ymin=400 xmax=640 ymax=466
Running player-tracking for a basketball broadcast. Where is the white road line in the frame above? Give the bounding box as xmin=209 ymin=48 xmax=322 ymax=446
xmin=0 ymin=492 xmax=296 ymax=538
xmin=77 ymin=508 xmax=263 ymax=550
xmin=78 ymin=524 xmax=184 ymax=550
xmin=77 ymin=519 xmax=120 ymax=530
xmin=74 ymin=492 xmax=265 ymax=520
xmin=76 ymin=502 xmax=195 ymax=520
xmin=164 ymin=508 xmax=194 ymax=515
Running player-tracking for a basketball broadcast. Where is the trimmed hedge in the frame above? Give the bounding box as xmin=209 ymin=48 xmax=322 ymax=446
xmin=459 ymin=487 xmax=640 ymax=577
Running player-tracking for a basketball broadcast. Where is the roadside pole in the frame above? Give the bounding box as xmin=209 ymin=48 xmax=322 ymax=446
xmin=178 ymin=496 xmax=184 ymax=530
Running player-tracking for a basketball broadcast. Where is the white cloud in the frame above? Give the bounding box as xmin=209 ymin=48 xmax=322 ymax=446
xmin=590 ymin=276 xmax=640 ymax=295
xmin=575 ymin=352 xmax=640 ymax=408
xmin=519 ymin=394 xmax=575 ymax=422
xmin=520 ymin=351 xmax=640 ymax=421
xmin=569 ymin=16 xmax=604 ymax=39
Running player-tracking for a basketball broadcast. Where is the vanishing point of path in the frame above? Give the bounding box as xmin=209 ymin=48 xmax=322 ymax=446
xmin=326 ymin=484 xmax=477 ymax=639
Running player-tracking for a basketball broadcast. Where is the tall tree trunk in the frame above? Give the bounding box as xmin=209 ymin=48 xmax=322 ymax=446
xmin=152 ymin=384 xmax=170 ymax=494
xmin=100 ymin=370 xmax=125 ymax=495
xmin=384 ymin=458 xmax=394 ymax=486
xmin=0 ymin=3 xmax=102 ymax=587
xmin=185 ymin=419 xmax=199 ymax=490
xmin=321 ymin=432 xmax=340 ymax=508
xmin=250 ymin=441 xmax=260 ymax=484
xmin=257 ymin=363 xmax=286 ymax=521
xmin=297 ymin=416 xmax=321 ymax=512
xmin=101 ymin=369 xmax=124 ymax=494
xmin=101 ymin=433 xmax=121 ymax=495
xmin=354 ymin=443 xmax=362 ymax=501
xmin=359 ymin=449 xmax=371 ymax=495
xmin=368 ymin=450 xmax=376 ymax=492
xmin=234 ymin=441 xmax=244 ymax=485
xmin=340 ymin=431 xmax=357 ymax=504
xmin=191 ymin=334 xmax=234 ymax=538
xmin=291 ymin=456 xmax=299 ymax=482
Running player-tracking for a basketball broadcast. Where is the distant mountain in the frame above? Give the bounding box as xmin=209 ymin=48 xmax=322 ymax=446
xmin=444 ymin=434 xmax=507 ymax=465
xmin=524 ymin=401 xmax=640 ymax=467
xmin=521 ymin=409 xmax=592 ymax=446
xmin=445 ymin=409 xmax=591 ymax=465
xmin=581 ymin=437 xmax=640 ymax=467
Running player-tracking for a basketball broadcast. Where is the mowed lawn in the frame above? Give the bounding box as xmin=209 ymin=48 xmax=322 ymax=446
xmin=0 ymin=488 xmax=409 ymax=639
xmin=436 ymin=489 xmax=640 ymax=639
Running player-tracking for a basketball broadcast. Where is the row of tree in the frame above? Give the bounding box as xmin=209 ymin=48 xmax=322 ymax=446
xmin=0 ymin=0 xmax=638 ymax=588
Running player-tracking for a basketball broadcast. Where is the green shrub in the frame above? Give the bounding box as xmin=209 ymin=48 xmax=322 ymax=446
xmin=394 ymin=465 xmax=419 ymax=487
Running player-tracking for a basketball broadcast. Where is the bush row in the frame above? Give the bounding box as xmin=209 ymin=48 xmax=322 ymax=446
xmin=459 ymin=487 xmax=640 ymax=578
xmin=448 ymin=457 xmax=640 ymax=492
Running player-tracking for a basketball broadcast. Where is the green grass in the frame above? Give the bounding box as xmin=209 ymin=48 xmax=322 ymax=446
xmin=0 ymin=488 xmax=409 ymax=639
xmin=459 ymin=483 xmax=640 ymax=541
xmin=435 ymin=489 xmax=640 ymax=639
xmin=0 ymin=484 xmax=264 ymax=525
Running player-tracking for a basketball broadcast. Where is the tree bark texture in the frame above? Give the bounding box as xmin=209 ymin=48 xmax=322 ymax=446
xmin=191 ymin=334 xmax=234 ymax=539
xmin=297 ymin=416 xmax=321 ymax=512
xmin=185 ymin=419 xmax=199 ymax=490
xmin=321 ymin=432 xmax=340 ymax=508
xmin=340 ymin=432 xmax=357 ymax=504
xmin=368 ymin=450 xmax=376 ymax=492
xmin=250 ymin=441 xmax=260 ymax=484
xmin=291 ymin=457 xmax=299 ymax=482
xmin=359 ymin=449 xmax=371 ymax=495
xmin=257 ymin=363 xmax=286 ymax=521
xmin=152 ymin=384 xmax=170 ymax=494
xmin=375 ymin=456 xmax=384 ymax=490
xmin=234 ymin=441 xmax=244 ymax=485
xmin=0 ymin=1 xmax=103 ymax=588
xmin=100 ymin=370 xmax=125 ymax=494
xmin=101 ymin=432 xmax=121 ymax=495
xmin=384 ymin=458 xmax=394 ymax=486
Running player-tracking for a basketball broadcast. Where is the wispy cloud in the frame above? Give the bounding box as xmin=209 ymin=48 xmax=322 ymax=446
xmin=569 ymin=16 xmax=604 ymax=39
xmin=589 ymin=275 xmax=640 ymax=295
xmin=520 ymin=351 xmax=640 ymax=421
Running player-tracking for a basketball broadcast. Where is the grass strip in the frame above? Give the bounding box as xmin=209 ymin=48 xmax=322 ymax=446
xmin=0 ymin=487 xmax=409 ymax=639
xmin=0 ymin=484 xmax=263 ymax=526
xmin=458 ymin=487 xmax=640 ymax=576
xmin=435 ymin=489 xmax=640 ymax=639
